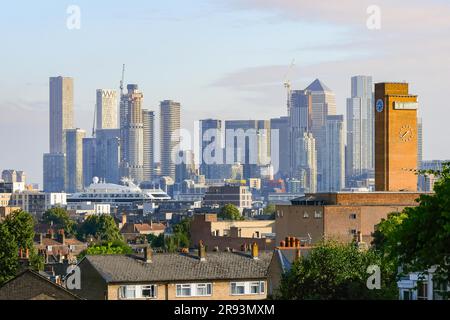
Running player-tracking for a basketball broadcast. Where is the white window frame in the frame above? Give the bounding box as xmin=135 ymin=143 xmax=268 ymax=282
xmin=230 ymin=281 xmax=266 ymax=296
xmin=118 ymin=284 xmax=158 ymax=300
xmin=175 ymin=283 xmax=212 ymax=297
xmin=230 ymin=282 xmax=246 ymax=296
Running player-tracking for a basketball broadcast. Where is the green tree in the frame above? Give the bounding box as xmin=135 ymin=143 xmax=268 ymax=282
xmin=4 ymin=210 xmax=35 ymax=250
xmin=78 ymin=240 xmax=132 ymax=259
xmin=147 ymin=233 xmax=165 ymax=248
xmin=219 ymin=204 xmax=244 ymax=221
xmin=3 ymin=210 xmax=43 ymax=272
xmin=78 ymin=215 xmax=123 ymax=242
xmin=42 ymin=207 xmax=75 ymax=236
xmin=278 ymin=240 xmax=397 ymax=300
xmin=264 ymin=203 xmax=276 ymax=215
xmin=382 ymin=162 xmax=450 ymax=290
xmin=372 ymin=211 xmax=408 ymax=255
xmin=0 ymin=223 xmax=19 ymax=284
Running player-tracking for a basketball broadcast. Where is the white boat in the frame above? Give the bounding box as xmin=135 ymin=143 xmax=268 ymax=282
xmin=67 ymin=177 xmax=170 ymax=209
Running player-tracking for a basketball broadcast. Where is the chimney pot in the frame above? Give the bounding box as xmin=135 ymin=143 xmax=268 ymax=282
xmin=144 ymin=245 xmax=153 ymax=263
xmin=285 ymin=237 xmax=289 ymax=247
xmin=198 ymin=240 xmax=206 ymax=261
xmin=280 ymin=240 xmax=285 ymax=247
xmin=251 ymin=242 xmax=259 ymax=260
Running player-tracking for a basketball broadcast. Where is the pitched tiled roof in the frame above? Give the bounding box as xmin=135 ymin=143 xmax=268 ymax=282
xmin=0 ymin=269 xmax=81 ymax=300
xmin=134 ymin=223 xmax=165 ymax=232
xmin=84 ymin=251 xmax=273 ymax=283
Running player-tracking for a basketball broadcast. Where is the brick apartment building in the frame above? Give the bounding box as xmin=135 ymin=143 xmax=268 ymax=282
xmin=203 ymin=185 xmax=252 ymax=211
xmin=71 ymin=244 xmax=272 ymax=300
xmin=190 ymin=214 xmax=275 ymax=251
xmin=275 ymin=192 xmax=427 ymax=245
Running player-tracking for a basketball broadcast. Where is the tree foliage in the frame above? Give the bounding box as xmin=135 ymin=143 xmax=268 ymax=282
xmin=78 ymin=214 xmax=123 ymax=242
xmin=264 ymin=203 xmax=276 ymax=215
xmin=0 ymin=223 xmax=19 ymax=284
xmin=219 ymin=204 xmax=244 ymax=221
xmin=0 ymin=210 xmax=43 ymax=284
xmin=42 ymin=207 xmax=75 ymax=236
xmin=377 ymin=162 xmax=450 ymax=289
xmin=278 ymin=241 xmax=397 ymax=300
xmin=78 ymin=240 xmax=132 ymax=259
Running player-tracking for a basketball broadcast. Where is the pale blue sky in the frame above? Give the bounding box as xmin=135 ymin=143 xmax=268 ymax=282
xmin=1 ymin=0 xmax=450 ymax=184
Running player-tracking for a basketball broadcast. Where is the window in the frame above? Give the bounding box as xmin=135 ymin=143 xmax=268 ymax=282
xmin=417 ymin=282 xmax=428 ymax=300
xmin=119 ymin=286 xmax=136 ymax=299
xmin=176 ymin=283 xmax=212 ymax=297
xmin=350 ymin=229 xmax=357 ymax=235
xmin=303 ymin=212 xmax=309 ymax=218
xmin=231 ymin=282 xmax=246 ymax=295
xmin=141 ymin=285 xmax=157 ymax=298
xmin=314 ymin=211 xmax=322 ymax=218
xmin=250 ymin=282 xmax=260 ymax=294
xmin=119 ymin=285 xmax=157 ymax=299
xmin=402 ymin=290 xmax=411 ymax=300
xmin=230 ymin=281 xmax=265 ymax=295
xmin=195 ymin=283 xmax=212 ymax=296
xmin=349 ymin=213 xmax=357 ymax=220
xmin=433 ymin=281 xmax=448 ymax=300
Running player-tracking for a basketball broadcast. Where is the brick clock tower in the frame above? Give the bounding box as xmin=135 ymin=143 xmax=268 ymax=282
xmin=375 ymin=82 xmax=418 ymax=191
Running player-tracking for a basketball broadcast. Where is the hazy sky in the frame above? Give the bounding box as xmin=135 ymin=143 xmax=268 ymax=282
xmin=1 ymin=0 xmax=450 ymax=184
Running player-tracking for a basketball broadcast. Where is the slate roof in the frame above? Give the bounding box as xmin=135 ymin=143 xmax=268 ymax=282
xmin=0 ymin=269 xmax=81 ymax=300
xmin=305 ymin=79 xmax=332 ymax=92
xmin=83 ymin=251 xmax=273 ymax=283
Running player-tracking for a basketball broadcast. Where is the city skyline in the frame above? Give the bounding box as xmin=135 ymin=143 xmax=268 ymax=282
xmin=2 ymin=1 xmax=450 ymax=184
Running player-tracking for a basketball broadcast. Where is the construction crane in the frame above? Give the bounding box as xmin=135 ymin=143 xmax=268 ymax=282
xmin=283 ymin=59 xmax=296 ymax=116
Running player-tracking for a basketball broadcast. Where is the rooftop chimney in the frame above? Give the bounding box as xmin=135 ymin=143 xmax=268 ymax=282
xmin=251 ymin=242 xmax=259 ymax=260
xmin=198 ymin=241 xmax=206 ymax=262
xmin=58 ymin=229 xmax=65 ymax=245
xmin=144 ymin=245 xmax=153 ymax=263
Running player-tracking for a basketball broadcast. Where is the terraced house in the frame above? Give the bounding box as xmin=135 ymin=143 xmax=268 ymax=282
xmin=71 ymin=243 xmax=272 ymax=300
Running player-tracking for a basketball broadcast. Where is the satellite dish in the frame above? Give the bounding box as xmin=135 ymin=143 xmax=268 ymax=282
xmin=93 ymin=177 xmax=99 ymax=184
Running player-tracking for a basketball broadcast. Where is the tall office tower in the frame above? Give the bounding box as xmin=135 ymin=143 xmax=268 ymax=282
xmin=49 ymin=77 xmax=74 ymax=154
xmin=175 ymin=150 xmax=196 ymax=183
xmin=142 ymin=110 xmax=155 ymax=182
xmin=305 ymin=79 xmax=337 ymax=191
xmin=43 ymin=153 xmax=66 ymax=192
xmin=120 ymin=85 xmax=144 ymax=183
xmin=289 ymin=90 xmax=313 ymax=181
xmin=160 ymin=100 xmax=181 ymax=180
xmin=82 ymin=138 xmax=96 ymax=187
xmin=96 ymin=89 xmax=118 ymax=130
xmin=325 ymin=115 xmax=345 ymax=192
xmin=199 ymin=119 xmax=223 ymax=179
xmin=65 ymin=129 xmax=86 ymax=193
xmin=375 ymin=83 xmax=418 ymax=191
xmin=292 ymin=132 xmax=317 ymax=193
xmin=346 ymin=76 xmax=374 ymax=186
xmin=224 ymin=120 xmax=271 ymax=180
xmin=270 ymin=117 xmax=290 ymax=178
xmin=417 ymin=117 xmax=423 ymax=170
xmin=96 ymin=129 xmax=121 ymax=184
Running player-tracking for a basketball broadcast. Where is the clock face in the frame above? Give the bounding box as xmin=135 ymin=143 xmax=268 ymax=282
xmin=399 ymin=124 xmax=414 ymax=142
xmin=376 ymin=99 xmax=384 ymax=112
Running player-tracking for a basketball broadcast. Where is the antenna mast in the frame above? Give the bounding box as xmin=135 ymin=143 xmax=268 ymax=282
xmin=120 ymin=64 xmax=126 ymax=96
xmin=284 ymin=59 xmax=296 ymax=116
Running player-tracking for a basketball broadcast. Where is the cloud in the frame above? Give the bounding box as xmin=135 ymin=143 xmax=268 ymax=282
xmin=228 ymin=0 xmax=450 ymax=30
